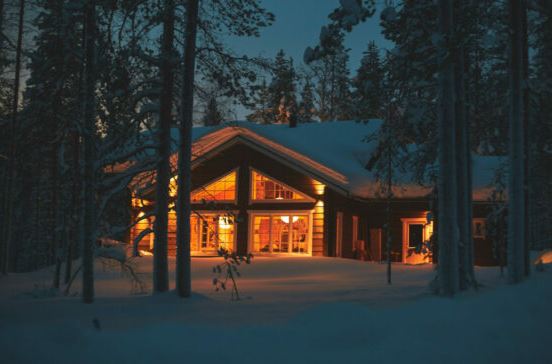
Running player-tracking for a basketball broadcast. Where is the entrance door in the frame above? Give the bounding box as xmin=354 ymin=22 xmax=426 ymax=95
xmin=401 ymin=218 xmax=433 ymax=264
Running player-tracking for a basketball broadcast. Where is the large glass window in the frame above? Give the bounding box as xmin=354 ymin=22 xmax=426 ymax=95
xmin=252 ymin=214 xmax=310 ymax=254
xmin=251 ymin=170 xmax=310 ymax=201
xmin=190 ymin=213 xmax=235 ymax=253
xmin=191 ymin=171 xmax=237 ymax=202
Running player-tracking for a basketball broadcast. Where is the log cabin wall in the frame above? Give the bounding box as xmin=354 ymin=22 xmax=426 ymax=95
xmin=131 ymin=142 xmax=324 ymax=256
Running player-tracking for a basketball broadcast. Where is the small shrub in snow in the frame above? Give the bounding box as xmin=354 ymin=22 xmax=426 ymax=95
xmin=212 ymin=248 xmax=253 ymax=301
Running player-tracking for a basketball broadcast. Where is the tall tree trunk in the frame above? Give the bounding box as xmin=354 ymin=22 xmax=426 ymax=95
xmin=66 ymin=24 xmax=87 ymax=285
xmin=82 ymin=0 xmax=97 ymax=303
xmin=65 ymin=131 xmax=80 ymax=284
xmin=454 ymin=7 xmax=474 ymax=289
xmin=2 ymin=0 xmax=25 ymax=275
xmin=507 ymin=0 xmax=526 ymax=284
xmin=0 ymin=0 xmax=4 ymax=274
xmin=153 ymin=0 xmax=175 ymax=293
xmin=176 ymin=0 xmax=199 ymax=298
xmin=521 ymin=0 xmax=530 ymax=277
xmin=385 ymin=105 xmax=392 ymax=285
xmin=437 ymin=0 xmax=459 ymax=296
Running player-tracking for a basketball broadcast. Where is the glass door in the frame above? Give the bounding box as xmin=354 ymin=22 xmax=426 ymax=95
xmin=251 ymin=214 xmax=310 ymax=254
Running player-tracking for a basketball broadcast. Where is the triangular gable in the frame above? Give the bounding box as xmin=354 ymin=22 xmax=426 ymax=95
xmin=180 ymin=126 xmax=349 ymax=190
xmin=250 ymin=169 xmax=315 ymax=202
xmin=191 ymin=169 xmax=237 ymax=202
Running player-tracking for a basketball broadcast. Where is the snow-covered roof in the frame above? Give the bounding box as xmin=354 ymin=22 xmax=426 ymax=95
xmin=170 ymin=120 xmax=502 ymax=201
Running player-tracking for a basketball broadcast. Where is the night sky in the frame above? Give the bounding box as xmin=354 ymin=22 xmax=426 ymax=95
xmin=223 ymin=0 xmax=393 ymax=119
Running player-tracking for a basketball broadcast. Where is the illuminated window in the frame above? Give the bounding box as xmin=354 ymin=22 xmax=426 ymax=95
xmin=251 ymin=170 xmax=311 ymax=201
xmin=252 ymin=214 xmax=309 ymax=254
xmin=192 ymin=170 xmax=237 ymax=202
xmin=190 ymin=213 xmax=235 ymax=253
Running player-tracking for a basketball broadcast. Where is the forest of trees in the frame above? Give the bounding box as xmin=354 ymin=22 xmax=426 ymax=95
xmin=0 ymin=0 xmax=551 ymax=301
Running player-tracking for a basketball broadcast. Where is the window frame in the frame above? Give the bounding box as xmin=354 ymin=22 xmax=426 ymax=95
xmin=400 ymin=217 xmax=433 ymax=264
xmin=249 ymin=168 xmax=315 ymax=204
xmin=248 ymin=210 xmax=314 ymax=255
xmin=190 ymin=210 xmax=238 ymax=254
xmin=190 ymin=168 xmax=239 ymax=204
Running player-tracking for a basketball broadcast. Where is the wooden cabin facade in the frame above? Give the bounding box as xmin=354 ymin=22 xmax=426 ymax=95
xmin=128 ymin=121 xmax=498 ymax=265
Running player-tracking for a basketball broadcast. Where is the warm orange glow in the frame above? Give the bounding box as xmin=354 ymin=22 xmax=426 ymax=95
xmin=252 ymin=214 xmax=309 ymax=254
xmin=313 ymin=180 xmax=325 ymax=195
xmin=280 ymin=216 xmax=299 ymax=224
xmin=425 ymin=221 xmax=434 ymax=238
xmin=192 ymin=171 xmax=237 ymax=202
xmin=218 ymin=216 xmax=232 ymax=230
xmin=190 ymin=214 xmax=235 ymax=252
xmin=132 ymin=196 xmax=151 ymax=208
xmin=169 ymin=176 xmax=178 ymax=197
xmin=401 ymin=216 xmax=434 ymax=264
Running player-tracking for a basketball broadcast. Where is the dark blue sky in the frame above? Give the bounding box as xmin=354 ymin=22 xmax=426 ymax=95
xmin=222 ymin=0 xmax=392 ymax=119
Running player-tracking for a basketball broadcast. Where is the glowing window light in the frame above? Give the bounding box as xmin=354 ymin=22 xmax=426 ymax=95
xmin=280 ymin=216 xmax=299 ymax=224
xmin=218 ymin=216 xmax=232 ymax=230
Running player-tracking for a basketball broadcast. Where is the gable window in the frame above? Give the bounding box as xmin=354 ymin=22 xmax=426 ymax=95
xmin=251 ymin=170 xmax=313 ymax=202
xmin=191 ymin=170 xmax=237 ymax=203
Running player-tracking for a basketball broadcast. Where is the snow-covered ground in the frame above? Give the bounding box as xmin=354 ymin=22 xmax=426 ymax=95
xmin=1 ymin=256 xmax=551 ymax=363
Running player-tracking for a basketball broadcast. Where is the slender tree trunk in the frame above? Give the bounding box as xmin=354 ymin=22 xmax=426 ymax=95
xmin=65 ymin=132 xmax=80 ymax=284
xmin=176 ymin=0 xmax=199 ymax=298
xmin=66 ymin=24 xmax=86 ymax=285
xmin=2 ymin=0 xmax=25 ymax=275
xmin=454 ymin=17 xmax=474 ymax=289
xmin=437 ymin=0 xmax=459 ymax=296
xmin=153 ymin=0 xmax=175 ymax=293
xmin=0 ymin=0 xmax=5 ymax=274
xmin=521 ymin=0 xmax=530 ymax=277
xmin=82 ymin=0 xmax=97 ymax=303
xmin=385 ymin=105 xmax=392 ymax=284
xmin=507 ymin=0 xmax=526 ymax=284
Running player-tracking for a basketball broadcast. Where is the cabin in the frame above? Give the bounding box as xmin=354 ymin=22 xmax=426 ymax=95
xmin=127 ymin=121 xmax=500 ymax=265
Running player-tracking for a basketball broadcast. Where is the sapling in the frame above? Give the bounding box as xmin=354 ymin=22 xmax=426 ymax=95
xmin=212 ymin=248 xmax=253 ymax=301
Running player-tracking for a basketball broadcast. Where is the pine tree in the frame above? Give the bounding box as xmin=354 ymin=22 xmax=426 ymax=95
xmin=298 ymin=78 xmax=316 ymax=122
xmin=202 ymin=96 xmax=224 ymax=126
xmin=309 ymin=34 xmax=352 ymax=121
xmin=353 ymin=41 xmax=383 ymax=120
xmin=247 ymin=79 xmax=273 ymax=124
xmin=269 ymin=50 xmax=297 ymax=124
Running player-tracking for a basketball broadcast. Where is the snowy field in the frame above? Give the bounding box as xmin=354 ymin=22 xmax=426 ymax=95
xmin=1 ymin=256 xmax=551 ymax=364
